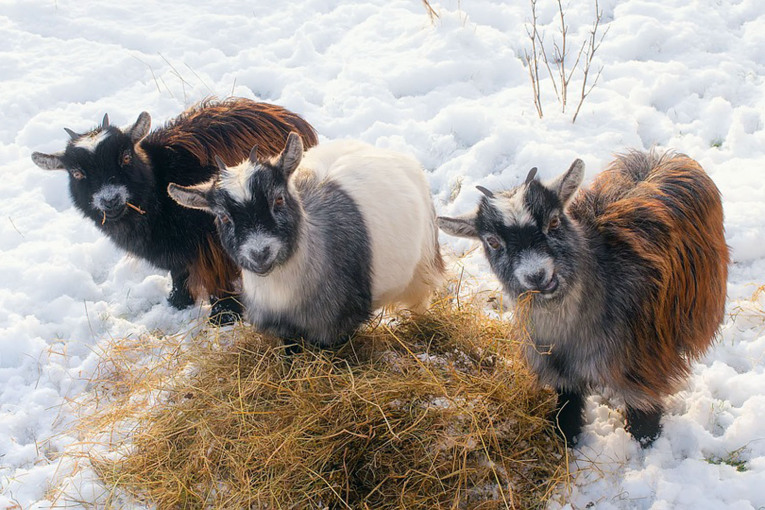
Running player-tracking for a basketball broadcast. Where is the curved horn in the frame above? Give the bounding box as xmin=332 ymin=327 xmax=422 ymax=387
xmin=525 ymin=167 xmax=538 ymax=185
xmin=64 ymin=128 xmax=80 ymax=140
xmin=476 ymin=185 xmax=494 ymax=199
xmin=102 ymin=113 xmax=110 ymax=128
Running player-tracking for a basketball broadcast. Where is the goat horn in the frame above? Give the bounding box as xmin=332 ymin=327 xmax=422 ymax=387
xmin=102 ymin=113 xmax=110 ymax=128
xmin=64 ymin=128 xmax=80 ymax=140
xmin=476 ymin=185 xmax=494 ymax=198
xmin=525 ymin=167 xmax=538 ymax=184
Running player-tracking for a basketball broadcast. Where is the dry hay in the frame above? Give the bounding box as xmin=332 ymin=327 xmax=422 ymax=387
xmin=78 ymin=294 xmax=567 ymax=509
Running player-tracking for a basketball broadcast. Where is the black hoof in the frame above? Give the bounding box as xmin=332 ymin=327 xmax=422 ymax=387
xmin=283 ymin=341 xmax=303 ymax=356
xmin=625 ymin=406 xmax=662 ymax=447
xmin=167 ymin=287 xmax=194 ymax=310
xmin=552 ymin=389 xmax=586 ymax=446
xmin=209 ymin=295 xmax=244 ymax=326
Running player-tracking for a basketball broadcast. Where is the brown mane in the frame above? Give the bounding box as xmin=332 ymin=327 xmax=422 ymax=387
xmin=147 ymin=97 xmax=319 ymax=167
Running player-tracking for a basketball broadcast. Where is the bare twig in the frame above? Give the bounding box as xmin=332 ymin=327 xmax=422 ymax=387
xmin=524 ymin=0 xmax=544 ymax=118
xmin=8 ymin=216 xmax=24 ymax=238
xmin=572 ymin=0 xmax=609 ymax=123
xmin=554 ymin=0 xmax=567 ymax=109
xmin=422 ymin=0 xmax=439 ymax=23
xmin=523 ymin=0 xmax=608 ymax=123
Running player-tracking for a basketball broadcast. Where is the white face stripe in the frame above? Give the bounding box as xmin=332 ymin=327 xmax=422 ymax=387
xmin=218 ymin=161 xmax=256 ymax=204
xmin=92 ymin=184 xmax=130 ymax=210
xmin=491 ymin=186 xmax=534 ymax=227
xmin=514 ymin=250 xmax=554 ymax=288
xmin=73 ymin=130 xmax=111 ymax=153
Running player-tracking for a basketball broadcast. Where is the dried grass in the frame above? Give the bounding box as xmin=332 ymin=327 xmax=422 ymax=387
xmin=422 ymin=0 xmax=439 ymax=22
xmin=76 ymin=292 xmax=567 ymax=509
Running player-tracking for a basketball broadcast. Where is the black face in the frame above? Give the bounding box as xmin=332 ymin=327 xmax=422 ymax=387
xmin=475 ymin=181 xmax=581 ymax=301
xmin=59 ymin=128 xmax=153 ymax=228
xmin=211 ymin=163 xmax=301 ymax=275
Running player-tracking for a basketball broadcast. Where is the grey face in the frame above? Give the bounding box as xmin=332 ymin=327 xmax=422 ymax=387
xmin=168 ymin=134 xmax=304 ymax=276
xmin=438 ymin=160 xmax=585 ymax=301
xmin=211 ymin=165 xmax=300 ymax=275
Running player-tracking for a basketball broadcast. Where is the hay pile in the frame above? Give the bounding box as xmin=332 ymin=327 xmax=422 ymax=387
xmin=80 ymin=296 xmax=566 ymax=509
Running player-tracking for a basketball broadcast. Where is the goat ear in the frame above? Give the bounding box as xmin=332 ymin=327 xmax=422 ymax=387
xmin=248 ymin=145 xmax=259 ymax=165
xmin=549 ymin=159 xmax=584 ymax=205
xmin=476 ymin=185 xmax=494 ymax=198
xmin=525 ymin=167 xmax=538 ymax=185
xmin=437 ymin=214 xmax=479 ymax=239
xmin=214 ymin=155 xmax=228 ymax=173
xmin=127 ymin=112 xmax=151 ymax=143
xmin=31 ymin=151 xmax=66 ymax=171
xmin=167 ymin=181 xmax=214 ymax=212
xmin=277 ymin=132 xmax=303 ymax=178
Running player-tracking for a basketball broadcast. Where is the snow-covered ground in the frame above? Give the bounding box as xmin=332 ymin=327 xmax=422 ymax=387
xmin=2 ymin=0 xmax=764 ymax=507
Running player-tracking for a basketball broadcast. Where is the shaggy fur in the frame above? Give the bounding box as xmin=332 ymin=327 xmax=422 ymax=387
xmin=31 ymin=98 xmax=318 ymax=322
xmin=169 ymin=134 xmax=444 ymax=347
xmin=438 ymin=151 xmax=728 ymax=446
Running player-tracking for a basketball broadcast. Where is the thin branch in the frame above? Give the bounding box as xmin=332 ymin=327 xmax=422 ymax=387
xmin=572 ymin=0 xmax=609 ymax=123
xmin=8 ymin=216 xmax=24 ymax=238
xmin=422 ymin=0 xmax=439 ymax=23
xmin=525 ymin=0 xmax=544 ymax=118
xmin=556 ymin=0 xmax=568 ymax=111
xmin=524 ymin=0 xmax=608 ymax=122
xmin=537 ymin=28 xmax=560 ymax=103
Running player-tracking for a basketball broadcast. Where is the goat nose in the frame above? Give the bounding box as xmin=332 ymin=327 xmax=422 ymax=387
xmin=526 ymin=269 xmax=550 ymax=290
xmin=102 ymin=195 xmax=122 ymax=210
xmin=249 ymin=247 xmax=271 ymax=265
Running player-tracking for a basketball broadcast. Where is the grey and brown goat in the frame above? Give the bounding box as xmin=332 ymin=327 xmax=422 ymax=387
xmin=438 ymin=151 xmax=728 ymax=446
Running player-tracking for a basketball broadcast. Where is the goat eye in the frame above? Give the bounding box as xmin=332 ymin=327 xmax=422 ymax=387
xmin=121 ymin=150 xmax=132 ymax=166
xmin=273 ymin=195 xmax=285 ymax=208
xmin=71 ymin=169 xmax=85 ymax=180
xmin=219 ymin=213 xmax=231 ymax=225
xmin=485 ymin=235 xmax=501 ymax=250
xmin=548 ymin=216 xmax=561 ymax=230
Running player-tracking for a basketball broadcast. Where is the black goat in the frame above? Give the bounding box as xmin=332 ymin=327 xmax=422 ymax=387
xmin=31 ymin=98 xmax=318 ymax=324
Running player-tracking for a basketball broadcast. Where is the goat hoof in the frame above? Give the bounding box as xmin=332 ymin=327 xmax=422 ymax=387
xmin=625 ymin=406 xmax=662 ymax=448
xmin=283 ymin=342 xmax=303 ymax=356
xmin=209 ymin=296 xmax=244 ymax=326
xmin=167 ymin=288 xmax=194 ymax=310
xmin=209 ymin=310 xmax=241 ymax=327
xmin=552 ymin=390 xmax=586 ymax=447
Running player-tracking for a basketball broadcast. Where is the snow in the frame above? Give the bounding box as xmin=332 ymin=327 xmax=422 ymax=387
xmin=2 ymin=0 xmax=765 ymax=507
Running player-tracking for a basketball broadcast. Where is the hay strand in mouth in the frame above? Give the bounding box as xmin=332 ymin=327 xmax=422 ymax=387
xmin=101 ymin=202 xmax=146 ymax=225
xmin=126 ymin=202 xmax=146 ymax=214
xmin=75 ymin=292 xmax=566 ymax=509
